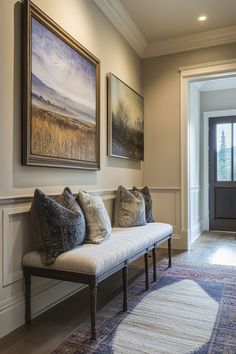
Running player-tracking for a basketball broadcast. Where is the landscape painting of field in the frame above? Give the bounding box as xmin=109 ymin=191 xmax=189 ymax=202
xmin=109 ymin=74 xmax=144 ymax=160
xmin=28 ymin=15 xmax=99 ymax=168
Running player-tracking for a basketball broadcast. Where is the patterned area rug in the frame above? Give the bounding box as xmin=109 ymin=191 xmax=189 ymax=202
xmin=53 ymin=262 xmax=236 ymax=354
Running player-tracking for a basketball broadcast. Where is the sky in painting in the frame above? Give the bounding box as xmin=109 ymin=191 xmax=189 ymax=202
xmin=111 ymin=76 xmax=143 ymax=130
xmin=32 ymin=17 xmax=96 ymax=117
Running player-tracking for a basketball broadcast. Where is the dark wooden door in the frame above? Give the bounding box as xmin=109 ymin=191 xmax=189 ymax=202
xmin=209 ymin=116 xmax=236 ymax=231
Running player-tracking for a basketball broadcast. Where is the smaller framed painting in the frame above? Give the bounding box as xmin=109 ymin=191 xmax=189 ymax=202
xmin=108 ymin=73 xmax=144 ymax=160
xmin=22 ymin=0 xmax=100 ymax=170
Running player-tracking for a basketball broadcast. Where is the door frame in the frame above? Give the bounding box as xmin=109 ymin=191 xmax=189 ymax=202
xmin=180 ymin=59 xmax=236 ymax=249
xmin=203 ymin=109 xmax=236 ymax=231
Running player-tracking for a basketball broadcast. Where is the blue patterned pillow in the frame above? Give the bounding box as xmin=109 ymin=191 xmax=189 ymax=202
xmin=31 ymin=187 xmax=86 ymax=265
xmin=132 ymin=186 xmax=154 ymax=223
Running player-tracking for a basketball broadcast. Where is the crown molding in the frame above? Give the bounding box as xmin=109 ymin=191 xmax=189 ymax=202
xmin=94 ymin=0 xmax=236 ymax=58
xmin=144 ymin=25 xmax=236 ymax=58
xmin=93 ymin=0 xmax=146 ymax=57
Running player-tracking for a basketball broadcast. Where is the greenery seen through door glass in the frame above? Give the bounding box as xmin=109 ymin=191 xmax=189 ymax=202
xmin=216 ymin=124 xmax=231 ymax=181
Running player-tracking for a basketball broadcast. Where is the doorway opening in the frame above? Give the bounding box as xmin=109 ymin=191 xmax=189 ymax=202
xmin=180 ymin=59 xmax=236 ymax=249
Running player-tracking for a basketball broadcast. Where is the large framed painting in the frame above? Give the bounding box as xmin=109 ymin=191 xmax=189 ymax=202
xmin=108 ymin=74 xmax=144 ymax=160
xmin=22 ymin=0 xmax=100 ymax=170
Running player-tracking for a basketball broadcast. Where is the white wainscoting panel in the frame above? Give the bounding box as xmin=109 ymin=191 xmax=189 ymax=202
xmin=189 ymin=186 xmax=203 ymax=244
xmin=2 ymin=205 xmax=32 ymax=287
xmin=0 ymin=210 xmax=3 ymax=287
xmin=0 ymin=188 xmax=181 ymax=339
xmin=150 ymin=188 xmax=182 ymax=248
xmin=0 ymin=192 xmax=116 ymax=339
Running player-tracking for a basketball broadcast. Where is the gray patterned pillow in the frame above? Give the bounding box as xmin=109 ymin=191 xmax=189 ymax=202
xmin=77 ymin=191 xmax=112 ymax=244
xmin=31 ymin=187 xmax=86 ymax=266
xmin=113 ymin=185 xmax=146 ymax=227
xmin=132 ymin=186 xmax=154 ymax=223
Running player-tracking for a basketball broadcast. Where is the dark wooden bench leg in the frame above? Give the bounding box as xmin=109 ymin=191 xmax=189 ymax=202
xmin=90 ymin=285 xmax=97 ymax=340
xmin=144 ymin=253 xmax=149 ymax=291
xmin=24 ymin=270 xmax=31 ymax=323
xmin=168 ymin=237 xmax=172 ymax=268
xmin=152 ymin=247 xmax=157 ymax=282
xmin=122 ymin=265 xmax=128 ymax=311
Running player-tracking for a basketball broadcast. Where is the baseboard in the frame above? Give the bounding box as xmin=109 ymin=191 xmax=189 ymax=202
xmin=0 ymin=280 xmax=86 ymax=339
xmin=190 ymin=221 xmax=204 ymax=245
xmin=158 ymin=232 xmax=187 ymax=250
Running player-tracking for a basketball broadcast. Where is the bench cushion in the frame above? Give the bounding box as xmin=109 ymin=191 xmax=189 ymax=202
xmin=23 ymin=222 xmax=172 ymax=276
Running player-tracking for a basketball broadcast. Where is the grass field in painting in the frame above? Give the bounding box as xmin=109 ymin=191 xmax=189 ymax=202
xmin=112 ymin=112 xmax=143 ymax=160
xmin=31 ymin=105 xmax=96 ymax=162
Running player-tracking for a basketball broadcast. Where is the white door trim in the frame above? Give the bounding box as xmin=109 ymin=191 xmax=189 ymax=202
xmin=180 ymin=59 xmax=236 ymax=249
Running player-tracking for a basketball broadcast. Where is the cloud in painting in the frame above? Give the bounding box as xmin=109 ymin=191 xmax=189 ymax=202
xmin=31 ymin=18 xmax=96 ymax=119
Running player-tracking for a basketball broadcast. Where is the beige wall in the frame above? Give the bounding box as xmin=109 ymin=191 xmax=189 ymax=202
xmin=142 ymin=43 xmax=236 ymax=188
xmin=0 ymin=0 xmax=143 ymax=339
xmin=0 ymin=0 xmax=142 ymax=198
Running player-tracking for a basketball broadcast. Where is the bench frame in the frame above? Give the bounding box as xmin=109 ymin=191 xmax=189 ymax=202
xmin=23 ymin=234 xmax=172 ymax=340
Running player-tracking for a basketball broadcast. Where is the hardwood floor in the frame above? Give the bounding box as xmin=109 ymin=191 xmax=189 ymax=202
xmin=0 ymin=231 xmax=235 ymax=353
xmin=173 ymin=231 xmax=236 ymax=266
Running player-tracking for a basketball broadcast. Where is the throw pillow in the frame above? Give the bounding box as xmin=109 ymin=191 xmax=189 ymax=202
xmin=31 ymin=187 xmax=86 ymax=266
xmin=77 ymin=191 xmax=112 ymax=244
xmin=132 ymin=186 xmax=154 ymax=223
xmin=113 ymin=185 xmax=146 ymax=227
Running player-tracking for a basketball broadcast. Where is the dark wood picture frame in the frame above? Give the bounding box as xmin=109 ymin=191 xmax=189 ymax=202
xmin=107 ymin=73 xmax=144 ymax=161
xmin=23 ymin=0 xmax=100 ymax=170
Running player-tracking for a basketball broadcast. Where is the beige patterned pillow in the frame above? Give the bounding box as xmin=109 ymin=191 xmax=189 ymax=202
xmin=77 ymin=191 xmax=112 ymax=244
xmin=113 ymin=185 xmax=146 ymax=227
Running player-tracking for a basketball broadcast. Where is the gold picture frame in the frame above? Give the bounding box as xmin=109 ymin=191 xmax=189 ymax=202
xmin=108 ymin=73 xmax=144 ymax=160
xmin=22 ymin=0 xmax=100 ymax=170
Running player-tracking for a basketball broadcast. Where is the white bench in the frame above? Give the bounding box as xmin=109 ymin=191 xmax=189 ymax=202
xmin=23 ymin=222 xmax=173 ymax=340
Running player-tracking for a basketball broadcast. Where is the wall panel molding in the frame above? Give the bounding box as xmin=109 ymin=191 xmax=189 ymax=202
xmin=2 ymin=205 xmax=31 ymax=287
xmin=150 ymin=188 xmax=181 ymax=247
xmin=0 ymin=187 xmax=182 ymax=339
xmin=0 ymin=279 xmax=86 ymax=339
xmin=189 ymin=186 xmax=203 ymax=244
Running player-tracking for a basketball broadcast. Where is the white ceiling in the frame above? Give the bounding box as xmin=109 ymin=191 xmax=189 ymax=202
xmin=94 ymin=0 xmax=236 ymax=57
xmin=120 ymin=0 xmax=236 ymax=42
xmin=193 ymin=76 xmax=236 ymax=92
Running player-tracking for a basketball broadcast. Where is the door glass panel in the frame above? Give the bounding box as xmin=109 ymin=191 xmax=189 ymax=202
xmin=216 ymin=124 xmax=231 ymax=181
xmin=234 ymin=124 xmax=236 ymax=181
